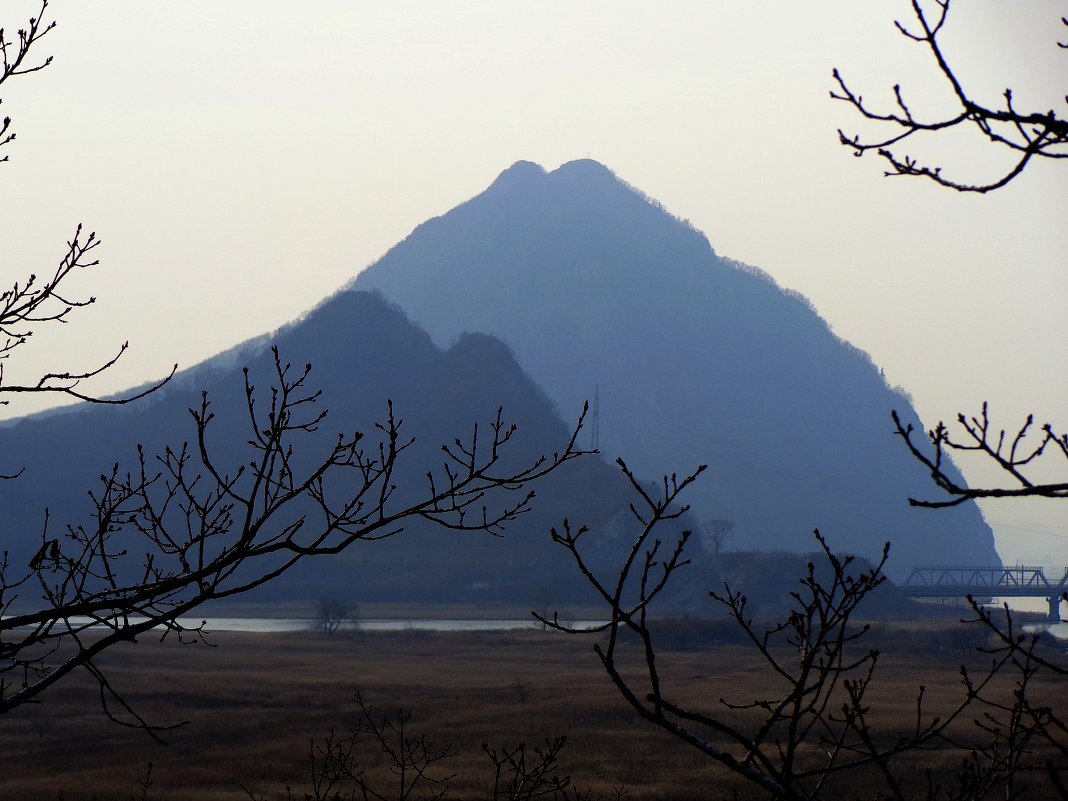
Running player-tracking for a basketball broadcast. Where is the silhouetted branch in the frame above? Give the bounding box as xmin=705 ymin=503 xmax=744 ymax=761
xmin=892 ymin=405 xmax=1067 ymax=507
xmin=245 ymin=692 xmax=618 ymax=801
xmin=0 ymin=0 xmax=55 ymax=164
xmin=0 ymin=350 xmax=589 ymax=731
xmin=1 ymin=3 xmax=174 ymax=447
xmin=832 ymin=1 xmax=1068 ymax=192
xmin=485 ymin=736 xmax=581 ymax=801
xmin=548 ymin=463 xmax=1068 ymax=799
xmin=0 ymin=225 xmax=176 ymax=412
xmin=964 ymin=596 xmax=1068 ymax=679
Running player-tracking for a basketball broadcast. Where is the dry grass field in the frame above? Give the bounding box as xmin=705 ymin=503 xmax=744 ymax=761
xmin=2 ymin=621 xmax=1065 ymax=801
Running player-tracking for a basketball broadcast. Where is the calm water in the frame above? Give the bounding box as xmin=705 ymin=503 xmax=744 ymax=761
xmin=201 ymin=616 xmax=1066 ymax=640
xmin=988 ymin=597 xmax=1068 ymax=641
xmin=200 ymin=618 xmax=591 ymax=633
xmin=210 ymin=618 xmax=610 ymax=632
xmin=15 ymin=607 xmax=1066 ymax=640
xmin=37 ymin=616 xmax=604 ymax=633
xmin=1031 ymin=622 xmax=1068 ymax=641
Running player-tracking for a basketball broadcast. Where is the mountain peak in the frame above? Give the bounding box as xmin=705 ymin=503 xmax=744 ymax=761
xmin=488 ymin=158 xmax=621 ymax=195
xmin=488 ymin=160 xmax=547 ymax=190
xmin=551 ymin=158 xmax=615 ymax=179
xmin=354 ymin=160 xmax=997 ymax=572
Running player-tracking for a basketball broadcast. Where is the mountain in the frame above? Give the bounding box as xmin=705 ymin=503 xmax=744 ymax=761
xmin=0 ymin=291 xmax=644 ymax=606
xmin=354 ymin=159 xmax=998 ymax=574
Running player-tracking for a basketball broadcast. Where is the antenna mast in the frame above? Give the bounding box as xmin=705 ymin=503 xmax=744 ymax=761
xmin=590 ymin=385 xmax=600 ymax=451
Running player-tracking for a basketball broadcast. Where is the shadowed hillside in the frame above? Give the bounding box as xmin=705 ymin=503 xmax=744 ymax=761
xmin=0 ymin=292 xmax=643 ymax=606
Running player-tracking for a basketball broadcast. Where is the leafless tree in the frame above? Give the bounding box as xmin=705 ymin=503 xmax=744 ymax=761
xmin=957 ymin=598 xmax=1068 ymax=799
xmin=0 ymin=348 xmax=587 ymax=731
xmin=243 ymin=692 xmax=613 ymax=801
xmin=892 ymin=405 xmax=1068 ymax=508
xmin=315 ymin=598 xmax=360 ymax=637
xmin=543 ymin=461 xmax=1068 ymax=801
xmin=319 ymin=691 xmax=456 ymax=801
xmin=486 ymin=736 xmax=613 ymax=801
xmin=699 ymin=518 xmax=733 ymax=556
xmin=832 ymin=0 xmax=1068 ymax=193
xmin=0 ymin=0 xmax=588 ymax=734
xmin=830 ymin=9 xmax=1068 ymax=790
xmin=243 ymin=692 xmax=455 ymax=801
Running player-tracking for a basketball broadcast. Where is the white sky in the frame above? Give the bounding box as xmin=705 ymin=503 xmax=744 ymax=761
xmin=1 ymin=1 xmax=1065 ymax=565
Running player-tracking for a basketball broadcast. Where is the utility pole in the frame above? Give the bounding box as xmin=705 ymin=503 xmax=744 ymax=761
xmin=590 ymin=385 xmax=600 ymax=452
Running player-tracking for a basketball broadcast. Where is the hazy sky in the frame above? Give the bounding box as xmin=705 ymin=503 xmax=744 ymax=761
xmin=1 ymin=1 xmax=1065 ymax=565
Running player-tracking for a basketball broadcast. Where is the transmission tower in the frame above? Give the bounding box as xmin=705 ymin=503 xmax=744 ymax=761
xmin=590 ymin=385 xmax=600 ymax=451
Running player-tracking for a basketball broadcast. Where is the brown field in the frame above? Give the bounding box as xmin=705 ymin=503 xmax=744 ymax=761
xmin=2 ymin=622 xmax=1065 ymax=801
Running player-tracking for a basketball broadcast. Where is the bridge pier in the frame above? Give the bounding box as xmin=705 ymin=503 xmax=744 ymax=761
xmin=1050 ymin=595 xmax=1064 ymax=623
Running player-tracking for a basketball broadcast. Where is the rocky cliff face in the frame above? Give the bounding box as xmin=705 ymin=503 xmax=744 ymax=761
xmin=355 ymin=159 xmax=998 ymax=573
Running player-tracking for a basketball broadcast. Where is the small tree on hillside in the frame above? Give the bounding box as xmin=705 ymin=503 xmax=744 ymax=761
xmin=699 ymin=518 xmax=733 ymax=555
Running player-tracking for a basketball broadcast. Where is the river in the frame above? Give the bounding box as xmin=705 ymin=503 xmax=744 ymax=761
xmin=18 ymin=616 xmax=605 ymax=634
xmin=198 ymin=617 xmax=606 ymax=633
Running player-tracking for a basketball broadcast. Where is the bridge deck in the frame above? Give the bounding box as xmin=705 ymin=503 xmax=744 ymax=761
xmin=901 ymin=566 xmax=1068 ymax=621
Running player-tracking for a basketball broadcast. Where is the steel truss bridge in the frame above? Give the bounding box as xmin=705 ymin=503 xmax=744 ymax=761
xmin=901 ymin=566 xmax=1068 ymax=622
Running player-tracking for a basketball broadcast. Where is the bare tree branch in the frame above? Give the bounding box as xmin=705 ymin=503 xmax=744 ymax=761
xmin=0 ymin=2 xmax=590 ymax=736
xmin=245 ymin=693 xmax=612 ymax=801
xmin=0 ymin=225 xmax=176 ymax=410
xmin=832 ymin=1 xmax=1068 ymax=192
xmin=0 ymin=0 xmax=55 ymax=165
xmin=0 ymin=351 xmax=589 ymax=731
xmin=548 ymin=463 xmax=1068 ymax=800
xmin=892 ymin=405 xmax=1067 ymax=507
xmin=0 ymin=3 xmax=173 ymax=416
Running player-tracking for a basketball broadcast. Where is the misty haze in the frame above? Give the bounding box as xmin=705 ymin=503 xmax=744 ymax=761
xmin=0 ymin=2 xmax=1064 ymax=800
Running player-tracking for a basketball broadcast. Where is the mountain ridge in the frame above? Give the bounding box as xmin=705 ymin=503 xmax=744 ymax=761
xmin=0 ymin=290 xmax=642 ymax=605
xmin=0 ymin=159 xmax=998 ymax=600
xmin=354 ymin=158 xmax=997 ymax=574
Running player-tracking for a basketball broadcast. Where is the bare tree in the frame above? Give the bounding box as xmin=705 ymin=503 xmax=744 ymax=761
xmin=243 ymin=692 xmax=456 ymax=801
xmin=485 ymin=737 xmax=595 ymax=801
xmin=242 ymin=692 xmax=613 ymax=801
xmin=832 ymin=0 xmax=1068 ymax=193
xmin=548 ymin=6 xmax=1068 ymax=796
xmin=0 ymin=349 xmax=588 ymax=730
xmin=314 ymin=691 xmax=456 ymax=801
xmin=825 ymin=8 xmax=1068 ymax=792
xmin=699 ymin=518 xmax=733 ymax=556
xmin=315 ymin=598 xmax=360 ymax=637
xmin=0 ymin=0 xmax=588 ymax=733
xmin=543 ymin=462 xmax=1068 ymax=801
